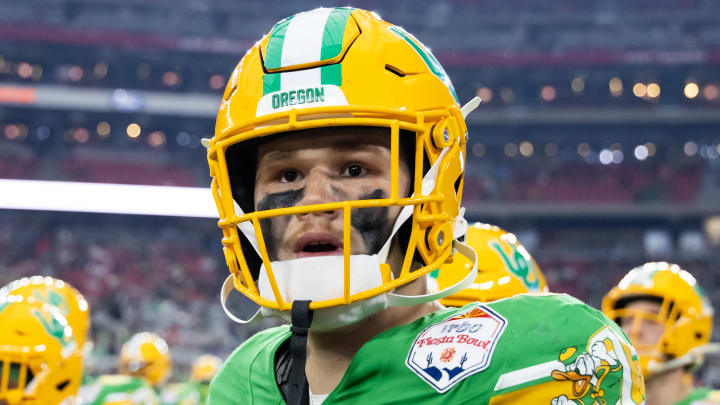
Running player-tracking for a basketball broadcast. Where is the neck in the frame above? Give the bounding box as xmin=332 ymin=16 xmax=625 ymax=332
xmin=305 ymin=279 xmax=443 ymax=395
xmin=645 ymin=367 xmax=693 ymax=405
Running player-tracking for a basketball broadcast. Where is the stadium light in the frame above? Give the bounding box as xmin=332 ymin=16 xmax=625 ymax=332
xmin=646 ymin=83 xmax=661 ymax=98
xmin=476 ymin=87 xmax=493 ymax=102
xmin=540 ymin=85 xmax=556 ymax=101
xmin=126 ymin=123 xmax=141 ymax=138
xmin=634 ymin=145 xmax=649 ymax=161
xmin=609 ymin=77 xmax=623 ymax=97
xmin=0 ymin=179 xmax=218 ymax=218
xmin=472 ymin=143 xmax=486 ymax=157
xmin=632 ymin=83 xmax=647 ymax=98
xmin=703 ymin=84 xmax=719 ymax=100
xmin=97 ymin=121 xmax=111 ymax=137
xmin=684 ymin=82 xmax=700 ymax=99
xmin=684 ymin=141 xmax=698 ymax=156
xmin=571 ymin=77 xmax=584 ymax=93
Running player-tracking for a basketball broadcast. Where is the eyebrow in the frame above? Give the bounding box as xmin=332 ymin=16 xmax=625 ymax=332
xmin=261 ymin=150 xmax=295 ymax=163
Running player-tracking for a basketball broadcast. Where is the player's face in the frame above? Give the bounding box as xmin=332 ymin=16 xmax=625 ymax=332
xmin=254 ymin=127 xmax=411 ymax=261
xmin=619 ymin=300 xmax=665 ymax=347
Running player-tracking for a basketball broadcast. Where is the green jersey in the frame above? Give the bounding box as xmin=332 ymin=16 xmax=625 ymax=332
xmin=160 ymin=382 xmax=208 ymax=405
xmin=209 ymin=293 xmax=644 ymax=404
xmin=78 ymin=375 xmax=159 ymax=405
xmin=675 ymin=387 xmax=720 ymax=405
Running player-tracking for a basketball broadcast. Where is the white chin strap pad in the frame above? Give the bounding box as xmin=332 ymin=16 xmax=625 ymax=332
xmin=257 ymin=255 xmax=384 ymax=303
xmin=220 ymin=240 xmax=478 ymax=331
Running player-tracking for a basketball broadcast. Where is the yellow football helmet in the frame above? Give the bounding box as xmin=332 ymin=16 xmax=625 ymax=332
xmin=0 ymin=276 xmax=91 ymax=350
xmin=433 ymin=223 xmax=548 ymax=307
xmin=0 ymin=297 xmax=84 ymax=405
xmin=207 ymin=7 xmax=478 ymax=328
xmin=189 ymin=354 xmax=222 ymax=383
xmin=602 ymin=262 xmax=714 ymax=377
xmin=119 ymin=332 xmax=171 ymax=386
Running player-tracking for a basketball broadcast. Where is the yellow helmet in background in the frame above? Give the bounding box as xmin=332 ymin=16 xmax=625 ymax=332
xmin=0 ymin=297 xmax=84 ymax=404
xmin=602 ymin=262 xmax=713 ymax=377
xmin=190 ymin=354 xmax=222 ymax=383
xmin=1 ymin=276 xmax=91 ymax=349
xmin=207 ymin=6 xmax=475 ymax=323
xmin=119 ymin=332 xmax=172 ymax=386
xmin=433 ymin=223 xmax=548 ymax=307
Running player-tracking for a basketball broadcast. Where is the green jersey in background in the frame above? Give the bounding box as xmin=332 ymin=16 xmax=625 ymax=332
xmin=78 ymin=374 xmax=159 ymax=405
xmin=160 ymin=382 xmax=208 ymax=405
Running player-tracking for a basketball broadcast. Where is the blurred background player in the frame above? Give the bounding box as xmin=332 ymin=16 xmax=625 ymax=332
xmin=430 ymin=222 xmax=548 ymax=306
xmin=0 ymin=277 xmax=88 ymax=404
xmin=603 ymin=262 xmax=720 ymax=405
xmin=160 ymin=354 xmax=221 ymax=405
xmin=1 ymin=276 xmax=92 ymax=356
xmin=78 ymin=332 xmax=170 ymax=405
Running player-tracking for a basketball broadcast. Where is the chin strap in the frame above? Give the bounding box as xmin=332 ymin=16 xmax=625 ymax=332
xmin=220 ymin=275 xmax=263 ymax=324
xmin=288 ymin=300 xmax=313 ymax=405
xmin=648 ymin=342 xmax=720 ymax=375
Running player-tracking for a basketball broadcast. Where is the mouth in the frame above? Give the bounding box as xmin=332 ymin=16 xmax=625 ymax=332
xmin=294 ymin=232 xmax=344 ymax=258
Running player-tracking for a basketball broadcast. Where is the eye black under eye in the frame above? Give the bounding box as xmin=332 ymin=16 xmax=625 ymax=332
xmin=347 ymin=165 xmax=363 ymax=177
xmin=282 ymin=170 xmax=298 ymax=182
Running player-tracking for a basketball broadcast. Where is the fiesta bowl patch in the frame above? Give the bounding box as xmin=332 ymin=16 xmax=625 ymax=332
xmin=406 ymin=305 xmax=507 ymax=393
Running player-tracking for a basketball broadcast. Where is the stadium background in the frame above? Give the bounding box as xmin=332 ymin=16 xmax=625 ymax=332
xmin=1 ymin=0 xmax=719 ymax=386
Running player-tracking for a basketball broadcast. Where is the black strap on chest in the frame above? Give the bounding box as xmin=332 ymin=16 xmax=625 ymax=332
xmin=276 ymin=300 xmax=312 ymax=405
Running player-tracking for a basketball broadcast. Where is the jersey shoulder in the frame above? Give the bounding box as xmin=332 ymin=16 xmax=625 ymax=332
xmin=209 ymin=325 xmax=290 ymax=405
xmin=328 ymin=293 xmax=645 ymax=404
xmin=483 ymin=293 xmax=645 ymax=403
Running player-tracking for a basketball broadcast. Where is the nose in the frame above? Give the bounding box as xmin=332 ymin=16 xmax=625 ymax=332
xmin=296 ymin=168 xmax=341 ymax=216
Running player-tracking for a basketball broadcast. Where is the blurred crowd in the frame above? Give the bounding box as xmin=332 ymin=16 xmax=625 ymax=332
xmin=0 ymin=211 xmax=274 ymax=378
xmin=1 ymin=210 xmax=718 ymax=380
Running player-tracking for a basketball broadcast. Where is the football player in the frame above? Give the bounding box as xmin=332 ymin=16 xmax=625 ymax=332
xmin=1 ymin=276 xmax=91 ymax=355
xmin=205 ymin=7 xmax=644 ymax=404
xmin=0 ymin=288 xmax=85 ymax=404
xmin=603 ymin=262 xmax=720 ymax=405
xmin=78 ymin=332 xmax=169 ymax=405
xmin=160 ymin=354 xmax=221 ymax=405
xmin=430 ymin=223 xmax=548 ymax=306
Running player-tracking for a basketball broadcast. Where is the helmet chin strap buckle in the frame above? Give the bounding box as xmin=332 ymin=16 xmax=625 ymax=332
xmin=288 ymin=300 xmax=313 ymax=405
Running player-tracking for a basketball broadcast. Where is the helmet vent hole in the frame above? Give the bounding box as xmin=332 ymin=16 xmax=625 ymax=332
xmin=384 ymin=64 xmax=406 ymax=77
xmin=56 ymin=379 xmax=70 ymax=391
